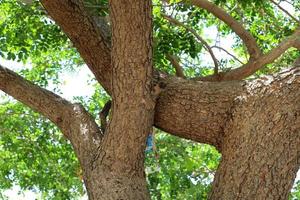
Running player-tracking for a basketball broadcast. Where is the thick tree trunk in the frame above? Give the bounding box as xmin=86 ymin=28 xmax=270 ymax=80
xmin=210 ymin=68 xmax=300 ymax=199
xmin=79 ymin=0 xmax=154 ymax=199
xmin=2 ymin=1 xmax=300 ymax=200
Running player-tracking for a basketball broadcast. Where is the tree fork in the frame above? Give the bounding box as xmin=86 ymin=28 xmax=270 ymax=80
xmin=210 ymin=68 xmax=300 ymax=199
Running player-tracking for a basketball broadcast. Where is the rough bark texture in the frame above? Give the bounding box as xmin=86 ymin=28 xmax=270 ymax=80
xmin=80 ymin=0 xmax=155 ymax=199
xmin=210 ymin=68 xmax=300 ymax=199
xmin=40 ymin=0 xmax=112 ymax=92
xmin=1 ymin=1 xmax=300 ymax=200
xmin=154 ymin=77 xmax=244 ymax=149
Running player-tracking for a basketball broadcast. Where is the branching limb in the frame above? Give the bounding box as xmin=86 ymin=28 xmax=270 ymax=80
xmin=166 ymin=54 xmax=186 ymax=78
xmin=0 ymin=65 xmax=103 ymax=160
xmin=183 ymin=0 xmax=262 ymax=59
xmin=99 ymin=100 xmax=112 ymax=132
xmin=270 ymin=0 xmax=300 ymax=23
xmin=40 ymin=0 xmax=112 ymax=94
xmin=196 ymin=28 xmax=300 ymax=81
xmin=0 ymin=65 xmax=73 ymax=134
xmin=163 ymin=14 xmax=219 ymax=74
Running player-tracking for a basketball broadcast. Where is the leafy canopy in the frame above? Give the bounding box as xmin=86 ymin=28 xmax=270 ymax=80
xmin=0 ymin=0 xmax=299 ymax=199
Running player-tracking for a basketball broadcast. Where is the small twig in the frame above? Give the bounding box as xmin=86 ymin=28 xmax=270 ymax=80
xmin=270 ymin=0 xmax=300 ymax=23
xmin=211 ymin=45 xmax=245 ymax=65
xmin=163 ymin=14 xmax=219 ymax=74
xmin=166 ymin=54 xmax=186 ymax=78
xmin=99 ymin=100 xmax=112 ymax=133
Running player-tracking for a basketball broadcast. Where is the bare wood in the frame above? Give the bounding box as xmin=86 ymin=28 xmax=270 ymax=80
xmin=163 ymin=14 xmax=219 ymax=74
xmin=185 ymin=0 xmax=262 ymax=59
xmin=166 ymin=54 xmax=186 ymax=78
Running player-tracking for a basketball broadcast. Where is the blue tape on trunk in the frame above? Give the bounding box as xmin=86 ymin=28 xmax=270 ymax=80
xmin=145 ymin=134 xmax=153 ymax=152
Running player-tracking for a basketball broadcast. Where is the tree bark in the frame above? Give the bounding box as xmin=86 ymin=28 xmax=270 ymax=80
xmin=210 ymin=68 xmax=300 ymax=199
xmin=1 ymin=1 xmax=300 ymax=199
xmin=79 ymin=0 xmax=155 ymax=199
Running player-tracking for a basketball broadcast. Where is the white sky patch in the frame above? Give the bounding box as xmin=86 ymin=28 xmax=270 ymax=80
xmin=59 ymin=66 xmax=95 ymax=101
xmin=2 ymin=186 xmax=38 ymax=200
xmin=279 ymin=1 xmax=296 ymax=16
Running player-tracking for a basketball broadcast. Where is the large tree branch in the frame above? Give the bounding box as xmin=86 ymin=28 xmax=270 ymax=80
xmin=0 ymin=65 xmax=102 ymax=161
xmin=183 ymin=0 xmax=262 ymax=59
xmin=0 ymin=65 xmax=74 ymax=131
xmin=154 ymin=77 xmax=245 ymax=150
xmin=38 ymin=0 xmax=299 ymax=152
xmin=40 ymin=0 xmax=112 ymax=93
xmin=39 ymin=0 xmax=225 ymax=148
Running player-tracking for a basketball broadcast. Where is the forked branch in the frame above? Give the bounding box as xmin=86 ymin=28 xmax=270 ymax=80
xmin=183 ymin=0 xmax=262 ymax=59
xmin=196 ymin=28 xmax=300 ymax=81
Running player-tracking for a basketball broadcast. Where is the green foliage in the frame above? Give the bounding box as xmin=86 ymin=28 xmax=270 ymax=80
xmin=290 ymin=180 xmax=300 ymax=200
xmin=83 ymin=0 xmax=109 ymax=17
xmin=0 ymin=102 xmax=84 ymax=199
xmin=0 ymin=0 xmax=300 ymax=199
xmin=0 ymin=0 xmax=83 ymax=86
xmin=146 ymin=132 xmax=220 ymax=199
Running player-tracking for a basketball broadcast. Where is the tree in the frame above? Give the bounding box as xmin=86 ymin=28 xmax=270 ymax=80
xmin=0 ymin=0 xmax=300 ymax=199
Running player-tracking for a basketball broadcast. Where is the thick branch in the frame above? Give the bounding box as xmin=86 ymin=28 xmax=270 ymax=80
xmin=0 ymin=65 xmax=73 ymax=131
xmin=166 ymin=54 xmax=186 ymax=78
xmin=0 ymin=65 xmax=102 ymax=162
xmin=163 ymin=14 xmax=219 ymax=74
xmin=184 ymin=0 xmax=262 ymax=59
xmin=40 ymin=0 xmax=112 ymax=93
xmin=154 ymin=77 xmax=245 ymax=149
xmin=39 ymin=0 xmax=300 ymax=152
